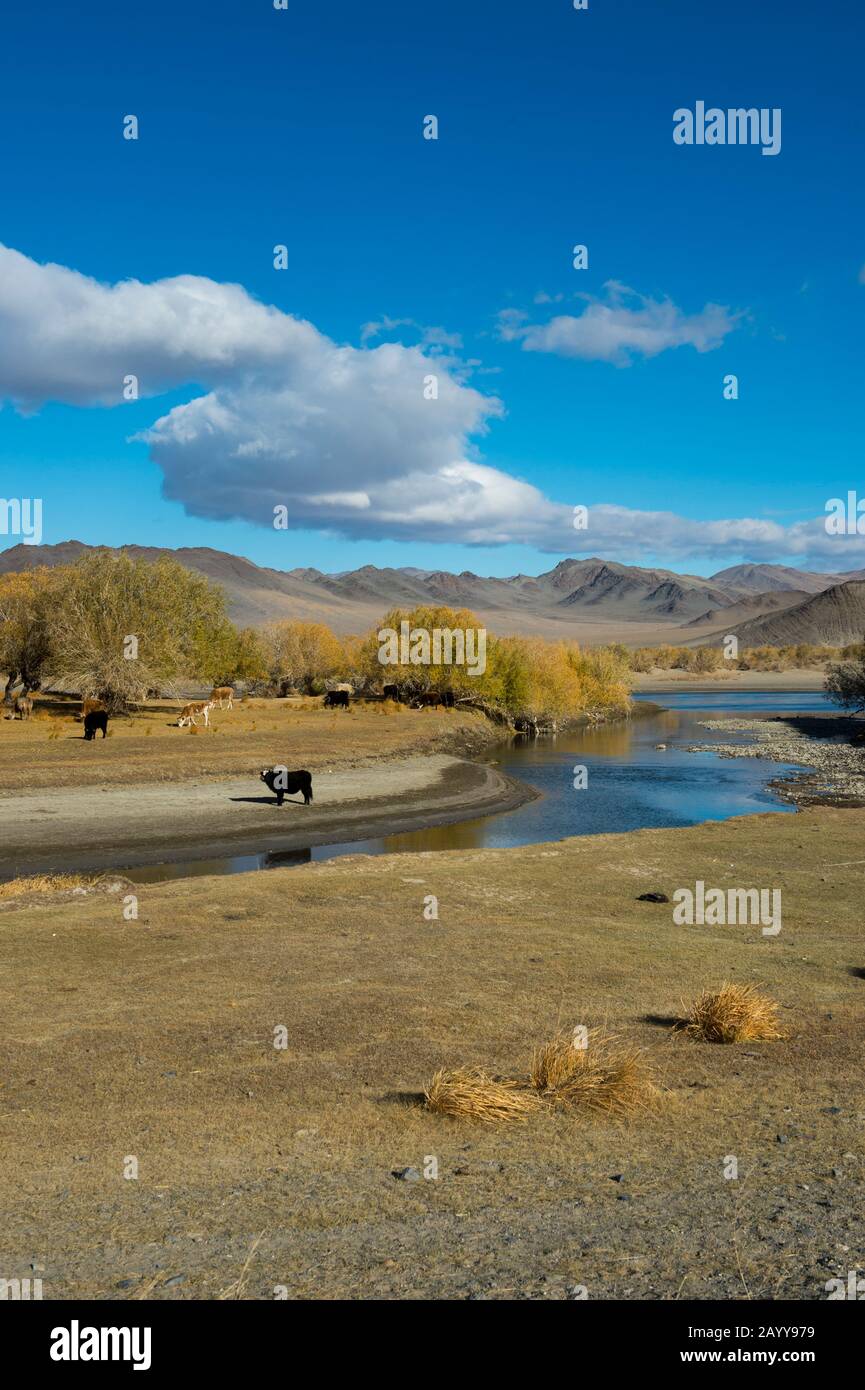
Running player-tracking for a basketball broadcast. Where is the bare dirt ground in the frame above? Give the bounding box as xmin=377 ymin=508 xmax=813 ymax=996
xmin=1 ymin=807 xmax=862 ymax=1301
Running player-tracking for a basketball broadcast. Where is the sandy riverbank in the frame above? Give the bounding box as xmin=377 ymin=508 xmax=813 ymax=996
xmin=0 ymin=754 xmax=537 ymax=878
xmin=633 ymin=668 xmax=827 ymax=692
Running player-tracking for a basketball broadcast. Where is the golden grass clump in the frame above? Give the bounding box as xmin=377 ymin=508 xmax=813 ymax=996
xmin=681 ymin=982 xmax=785 ymax=1044
xmin=531 ymin=1027 xmax=600 ymax=1091
xmin=424 ymin=1066 xmax=541 ymax=1123
xmin=530 ymin=1029 xmax=657 ymax=1114
xmin=0 ymin=872 xmax=103 ymax=901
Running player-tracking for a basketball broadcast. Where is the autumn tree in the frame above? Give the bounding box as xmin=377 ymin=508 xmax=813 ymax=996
xmin=0 ymin=567 xmax=58 ymax=698
xmin=46 ymin=550 xmax=238 ymax=711
xmin=261 ymin=620 xmax=347 ymax=694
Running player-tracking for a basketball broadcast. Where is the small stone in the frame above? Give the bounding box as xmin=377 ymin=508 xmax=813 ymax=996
xmin=392 ymin=1167 xmax=421 ymax=1182
xmin=115 ymin=1278 xmax=135 ymax=1289
xmin=610 ymin=1174 xmax=624 ymax=1183
xmin=776 ymin=1134 xmax=788 ymax=1144
xmin=821 ymin=1106 xmax=842 ymax=1115
xmin=637 ymin=892 xmax=669 ymax=903
xmin=163 ymin=1274 xmax=186 ymax=1287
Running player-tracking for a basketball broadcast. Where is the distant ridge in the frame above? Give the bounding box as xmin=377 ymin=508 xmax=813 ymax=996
xmin=721 ymin=580 xmax=865 ymax=649
xmin=0 ymin=541 xmax=858 ymax=646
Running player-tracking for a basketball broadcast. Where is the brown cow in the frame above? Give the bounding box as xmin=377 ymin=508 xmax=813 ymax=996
xmin=14 ymin=693 xmax=33 ymax=720
xmin=210 ymin=686 xmax=234 ymax=710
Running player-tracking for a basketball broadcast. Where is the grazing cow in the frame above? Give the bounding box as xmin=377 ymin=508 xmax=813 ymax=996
xmin=14 ymin=693 xmax=33 ymax=720
xmin=413 ymin=691 xmax=443 ymax=709
xmin=259 ymin=767 xmax=313 ymax=806
xmin=210 ymin=685 xmax=234 ymax=710
xmin=178 ymin=700 xmax=212 ymax=728
xmin=323 ymin=690 xmax=350 ymax=709
xmin=83 ymin=710 xmax=108 ymax=740
xmin=382 ymin=684 xmax=401 ymax=702
xmin=82 ymin=697 xmax=107 ymax=719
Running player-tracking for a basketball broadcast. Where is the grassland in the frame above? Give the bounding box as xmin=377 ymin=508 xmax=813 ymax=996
xmin=1 ymin=806 xmax=862 ymax=1300
xmin=0 ymin=695 xmax=498 ymax=791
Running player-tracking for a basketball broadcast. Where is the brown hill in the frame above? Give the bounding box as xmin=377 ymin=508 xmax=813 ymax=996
xmin=1 ymin=541 xmax=857 ymax=646
xmin=708 ymin=563 xmax=842 ymax=595
xmin=683 ymin=589 xmax=810 ymax=630
xmin=722 ymin=580 xmax=865 ymax=648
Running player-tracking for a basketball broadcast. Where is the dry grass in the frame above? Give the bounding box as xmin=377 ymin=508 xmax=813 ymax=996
xmin=0 ymin=694 xmax=492 ymax=791
xmin=0 ymin=871 xmax=103 ymax=900
xmin=424 ymin=1066 xmax=541 ymax=1123
xmin=530 ymin=1029 xmax=658 ymax=1114
xmin=680 ymin=982 xmax=786 ymax=1044
xmin=0 ymin=805 xmax=861 ymax=1299
xmin=530 ymin=1026 xmax=599 ymax=1091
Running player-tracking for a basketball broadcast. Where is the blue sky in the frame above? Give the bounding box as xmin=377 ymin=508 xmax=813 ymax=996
xmin=1 ymin=0 xmax=863 ymax=576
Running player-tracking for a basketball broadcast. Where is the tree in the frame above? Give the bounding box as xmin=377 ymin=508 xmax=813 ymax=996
xmin=261 ymin=620 xmax=346 ymax=694
xmin=826 ymin=638 xmax=865 ymax=713
xmin=0 ymin=567 xmax=58 ymax=698
xmin=46 ymin=550 xmax=238 ymax=711
xmin=356 ymin=605 xmax=489 ymax=700
xmin=221 ymin=627 xmax=268 ymax=685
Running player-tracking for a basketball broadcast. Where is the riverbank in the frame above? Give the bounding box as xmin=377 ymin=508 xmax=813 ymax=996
xmin=0 ymin=754 xmax=537 ymax=879
xmin=689 ymin=713 xmax=865 ymax=809
xmin=1 ymin=806 xmax=862 ymax=1300
xmin=633 ymin=668 xmax=827 ymax=692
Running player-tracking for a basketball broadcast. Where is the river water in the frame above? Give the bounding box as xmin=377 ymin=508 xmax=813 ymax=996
xmin=127 ymin=690 xmax=831 ymax=883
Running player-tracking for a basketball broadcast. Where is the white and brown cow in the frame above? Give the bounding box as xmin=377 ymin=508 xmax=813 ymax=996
xmin=177 ymin=700 xmax=213 ymax=728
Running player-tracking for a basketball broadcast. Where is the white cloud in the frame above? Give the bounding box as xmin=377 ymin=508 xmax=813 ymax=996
xmin=1 ymin=244 xmax=860 ymax=567
xmin=0 ymin=244 xmax=310 ymax=408
xmin=499 ymin=281 xmax=741 ymax=364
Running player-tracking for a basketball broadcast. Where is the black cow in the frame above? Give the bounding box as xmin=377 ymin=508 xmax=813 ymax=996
xmin=83 ymin=710 xmax=109 ymax=740
xmin=382 ymin=684 xmax=401 ymax=702
xmin=260 ymin=767 xmax=313 ymax=806
xmin=323 ymin=690 xmax=350 ymax=709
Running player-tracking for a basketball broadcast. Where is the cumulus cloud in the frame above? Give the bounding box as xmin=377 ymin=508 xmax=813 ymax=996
xmin=1 ymin=244 xmax=858 ymax=567
xmin=498 ymin=280 xmax=741 ymax=364
xmin=0 ymin=244 xmax=311 ymax=408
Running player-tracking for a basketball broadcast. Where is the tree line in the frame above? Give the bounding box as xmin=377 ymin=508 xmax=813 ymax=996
xmin=0 ymin=553 xmax=631 ymax=720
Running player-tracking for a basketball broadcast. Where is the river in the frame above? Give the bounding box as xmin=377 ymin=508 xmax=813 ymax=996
xmin=126 ymin=689 xmax=832 ymax=883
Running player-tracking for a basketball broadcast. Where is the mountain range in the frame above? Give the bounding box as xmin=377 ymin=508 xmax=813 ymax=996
xmin=2 ymin=542 xmax=865 ymax=649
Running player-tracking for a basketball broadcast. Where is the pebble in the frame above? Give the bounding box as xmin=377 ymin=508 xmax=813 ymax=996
xmin=392 ymin=1167 xmax=421 ymax=1182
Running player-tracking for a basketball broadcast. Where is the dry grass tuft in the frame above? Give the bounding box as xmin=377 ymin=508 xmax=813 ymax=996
xmin=424 ymin=1066 xmax=541 ymax=1123
xmin=530 ymin=1029 xmax=658 ymax=1114
xmin=680 ymin=982 xmax=785 ymax=1044
xmin=0 ymin=872 xmax=104 ymax=901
